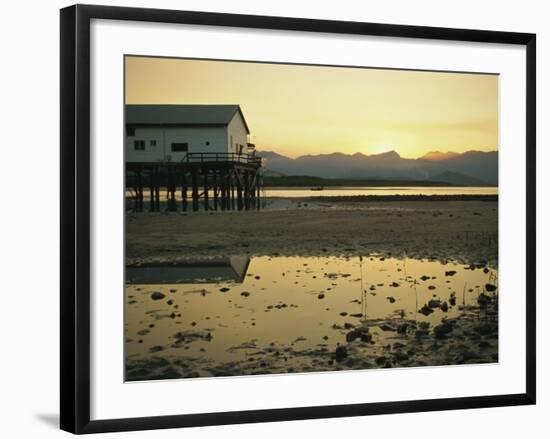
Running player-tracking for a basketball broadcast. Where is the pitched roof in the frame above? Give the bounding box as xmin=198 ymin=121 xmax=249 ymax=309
xmin=125 ymin=104 xmax=250 ymax=133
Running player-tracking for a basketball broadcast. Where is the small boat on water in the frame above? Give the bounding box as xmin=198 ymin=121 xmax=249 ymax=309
xmin=310 ymin=187 xmax=324 ymax=191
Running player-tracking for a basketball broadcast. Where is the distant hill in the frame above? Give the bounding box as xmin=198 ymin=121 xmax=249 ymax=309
xmin=425 ymin=171 xmax=488 ymax=186
xmin=262 ymin=175 xmax=459 ymax=187
xmin=258 ymin=149 xmax=498 ymax=185
xmin=262 ymin=168 xmax=286 ymax=177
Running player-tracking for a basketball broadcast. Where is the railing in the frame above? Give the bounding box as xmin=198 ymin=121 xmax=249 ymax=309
xmin=185 ymin=152 xmax=262 ymax=165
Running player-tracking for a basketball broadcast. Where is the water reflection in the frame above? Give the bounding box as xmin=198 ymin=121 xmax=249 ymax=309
xmin=264 ymin=186 xmax=498 ymax=198
xmin=125 ymin=255 xmax=498 ymax=380
xmin=126 ymin=256 xmax=250 ymax=284
xmin=126 ymin=186 xmax=497 ymax=212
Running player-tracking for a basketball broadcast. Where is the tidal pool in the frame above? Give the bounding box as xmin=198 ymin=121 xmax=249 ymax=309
xmin=125 ymin=255 xmax=498 ymax=381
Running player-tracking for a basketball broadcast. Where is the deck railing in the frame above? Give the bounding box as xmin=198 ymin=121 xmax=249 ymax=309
xmin=185 ymin=152 xmax=262 ymax=165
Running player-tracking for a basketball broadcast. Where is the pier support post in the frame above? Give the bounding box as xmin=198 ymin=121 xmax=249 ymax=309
xmin=154 ymin=167 xmax=160 ymax=212
xmin=203 ymin=168 xmax=209 ymax=211
xmin=136 ymin=169 xmax=143 ymax=211
xmin=250 ymin=172 xmax=256 ymax=208
xmin=213 ymin=170 xmax=218 ymax=210
xmin=221 ymin=171 xmax=227 ymax=211
xmin=236 ymin=170 xmax=243 ymax=211
xmin=167 ymin=166 xmax=177 ymax=212
xmin=133 ymin=176 xmax=139 ymax=212
xmin=256 ymin=177 xmax=261 ymax=209
xmin=181 ymin=170 xmax=187 ymax=212
xmin=126 ymin=159 xmax=263 ymax=215
xmin=230 ymin=172 xmax=235 ymax=210
xmin=244 ymin=171 xmax=250 ymax=210
xmin=191 ymin=169 xmax=199 ymax=212
xmin=149 ymin=167 xmax=155 ymax=212
xmin=226 ymin=173 xmax=230 ymax=210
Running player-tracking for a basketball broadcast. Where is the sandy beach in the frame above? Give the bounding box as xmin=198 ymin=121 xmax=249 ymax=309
xmin=126 ymin=199 xmax=498 ymax=267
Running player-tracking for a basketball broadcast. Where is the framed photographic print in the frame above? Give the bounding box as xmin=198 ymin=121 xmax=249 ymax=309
xmin=60 ymin=4 xmax=536 ymax=434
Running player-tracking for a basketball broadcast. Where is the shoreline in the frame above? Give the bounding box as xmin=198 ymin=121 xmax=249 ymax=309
xmin=304 ymin=194 xmax=497 ymax=202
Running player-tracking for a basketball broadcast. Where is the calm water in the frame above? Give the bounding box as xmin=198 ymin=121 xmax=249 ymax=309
xmin=127 ymin=186 xmax=497 ymax=201
xmin=126 ymin=186 xmax=497 ymax=212
xmin=125 ymin=256 xmax=497 ymax=377
xmin=264 ymin=186 xmax=497 ymax=198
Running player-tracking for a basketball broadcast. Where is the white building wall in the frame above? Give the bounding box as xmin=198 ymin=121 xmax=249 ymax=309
xmin=126 ymin=126 xmax=229 ymax=162
xmin=227 ymin=113 xmax=249 ymax=155
xmin=125 ymin=127 xmax=165 ymax=162
xmin=163 ymin=126 xmax=228 ymax=161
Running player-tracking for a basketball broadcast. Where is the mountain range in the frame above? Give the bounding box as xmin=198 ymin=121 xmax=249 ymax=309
xmin=258 ymin=150 xmax=498 ymax=186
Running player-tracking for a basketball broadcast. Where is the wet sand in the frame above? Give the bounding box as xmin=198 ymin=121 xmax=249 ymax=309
xmin=126 ymin=306 xmax=498 ymax=381
xmin=126 ymin=200 xmax=498 ymax=267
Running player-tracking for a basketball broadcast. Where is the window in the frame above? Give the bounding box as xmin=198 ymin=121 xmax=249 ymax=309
xmin=150 ymin=139 xmax=157 ymax=147
xmin=171 ymin=142 xmax=188 ymax=152
xmin=134 ymin=140 xmax=145 ymax=151
xmin=126 ymin=125 xmax=135 ymax=136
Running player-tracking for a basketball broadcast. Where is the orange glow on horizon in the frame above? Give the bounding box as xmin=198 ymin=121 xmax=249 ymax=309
xmin=125 ymin=56 xmax=498 ymax=159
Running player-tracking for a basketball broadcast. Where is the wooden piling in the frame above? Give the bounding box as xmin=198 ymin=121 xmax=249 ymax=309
xmin=236 ymin=171 xmax=243 ymax=211
xmin=203 ymin=168 xmax=209 ymax=211
xmin=213 ymin=170 xmax=218 ymax=210
xmin=135 ymin=170 xmax=143 ymax=211
xmin=230 ymin=173 xmax=235 ymax=210
xmin=244 ymin=171 xmax=250 ymax=210
xmin=126 ymin=154 xmax=263 ymax=214
xmin=256 ymin=177 xmax=261 ymax=209
xmin=133 ymin=176 xmax=139 ymax=212
xmin=181 ymin=169 xmax=187 ymax=211
xmin=154 ymin=168 xmax=160 ymax=212
xmin=167 ymin=166 xmax=177 ymax=211
xmin=221 ymin=171 xmax=227 ymax=211
xmin=191 ymin=169 xmax=199 ymax=211
xmin=149 ymin=167 xmax=155 ymax=212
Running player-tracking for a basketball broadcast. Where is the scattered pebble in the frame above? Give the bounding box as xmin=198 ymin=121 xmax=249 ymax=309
xmin=335 ymin=345 xmax=348 ymax=361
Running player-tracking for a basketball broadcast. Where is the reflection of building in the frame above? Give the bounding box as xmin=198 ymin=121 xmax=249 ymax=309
xmin=126 ymin=256 xmax=251 ymax=284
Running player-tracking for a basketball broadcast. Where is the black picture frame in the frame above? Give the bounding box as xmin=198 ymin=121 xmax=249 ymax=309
xmin=60 ymin=4 xmax=536 ymax=434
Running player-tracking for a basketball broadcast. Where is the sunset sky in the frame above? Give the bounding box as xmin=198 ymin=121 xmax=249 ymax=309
xmin=125 ymin=56 xmax=498 ymax=159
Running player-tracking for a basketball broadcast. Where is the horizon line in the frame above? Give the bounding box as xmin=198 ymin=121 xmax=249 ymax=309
xmin=257 ymin=148 xmax=499 ymax=160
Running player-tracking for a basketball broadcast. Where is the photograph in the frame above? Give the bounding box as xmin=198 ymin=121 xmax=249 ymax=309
xmin=124 ymin=56 xmax=499 ymax=382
